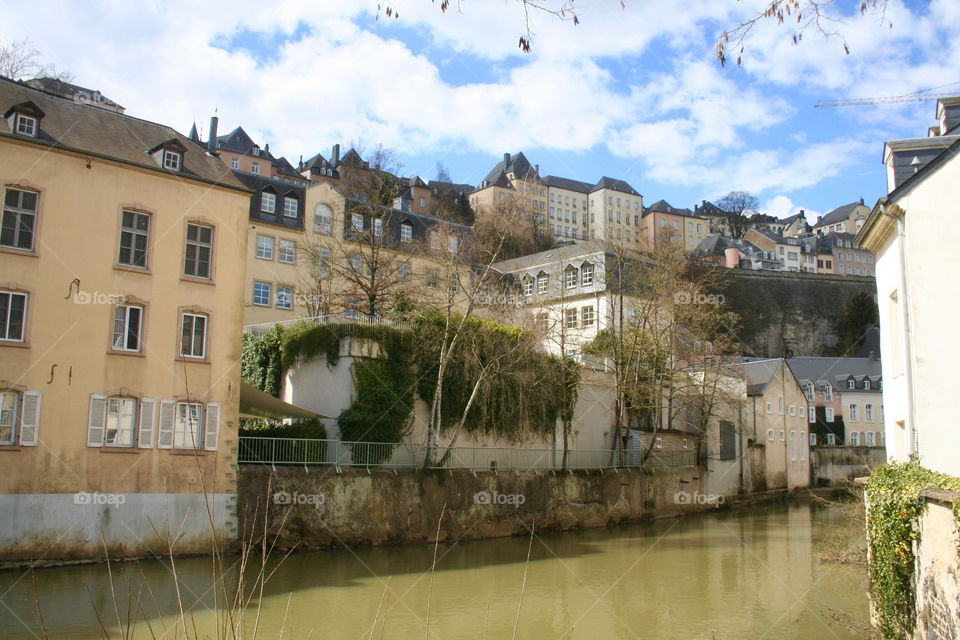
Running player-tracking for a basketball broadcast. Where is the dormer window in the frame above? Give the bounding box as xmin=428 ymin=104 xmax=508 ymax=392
xmin=4 ymin=101 xmax=45 ymax=139
xmin=847 ymin=379 xmax=855 ymax=390
xmin=148 ymin=139 xmax=187 ymax=172
xmin=163 ymin=150 xmax=181 ymax=170
xmin=864 ymin=379 xmax=871 ymax=390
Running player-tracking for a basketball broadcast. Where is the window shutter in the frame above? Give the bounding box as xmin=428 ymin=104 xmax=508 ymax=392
xmin=138 ymin=398 xmax=156 ymax=448
xmin=19 ymin=390 xmax=41 ymax=446
xmin=157 ymin=400 xmax=175 ymax=449
xmin=204 ymin=402 xmax=221 ymax=451
xmin=87 ymin=394 xmax=107 ymax=447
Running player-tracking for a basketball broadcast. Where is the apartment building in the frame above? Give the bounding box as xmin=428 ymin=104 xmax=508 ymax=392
xmin=589 ymin=177 xmax=643 ymax=244
xmin=543 ymin=175 xmax=592 ymax=242
xmin=0 ymin=76 xmax=250 ymax=559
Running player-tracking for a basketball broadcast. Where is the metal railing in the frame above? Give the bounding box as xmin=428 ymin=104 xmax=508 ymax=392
xmin=244 ymin=313 xmax=412 ymax=336
xmin=238 ymin=436 xmax=697 ymax=470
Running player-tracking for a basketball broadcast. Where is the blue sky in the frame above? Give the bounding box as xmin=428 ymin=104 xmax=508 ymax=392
xmin=5 ymin=0 xmax=959 ymax=221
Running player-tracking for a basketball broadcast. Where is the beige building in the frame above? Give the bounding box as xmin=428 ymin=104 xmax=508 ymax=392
xmin=471 ymin=152 xmax=549 ymax=238
xmin=543 ymin=175 xmax=592 ymax=242
xmin=589 ymin=177 xmax=643 ymax=244
xmin=0 ymin=77 xmax=250 ymax=560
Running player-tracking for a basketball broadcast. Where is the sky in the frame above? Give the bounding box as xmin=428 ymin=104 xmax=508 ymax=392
xmin=4 ymin=0 xmax=959 ymax=222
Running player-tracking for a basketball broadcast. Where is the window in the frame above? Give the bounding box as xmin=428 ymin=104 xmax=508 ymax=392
xmin=537 ymin=273 xmax=548 ymax=294
xmin=809 ymin=432 xmax=817 ymax=446
xmin=790 ymin=431 xmax=797 ymax=461
xmin=348 ymin=255 xmax=362 ymax=274
xmin=789 ymin=405 xmax=795 ymax=416
xmin=278 ymin=240 xmax=296 ymax=264
xmin=826 ymin=433 xmax=836 ymax=445
xmin=581 ymin=305 xmax=595 ymax=328
xmin=848 ymin=379 xmax=855 ymax=390
xmin=825 ymin=407 xmax=834 ymax=422
xmin=2 ymin=188 xmax=38 ymax=251
xmin=864 ymin=380 xmax=871 ymax=390
xmin=824 ymin=383 xmax=832 ymax=402
xmin=448 ymin=236 xmax=459 ymax=253
xmin=800 ymin=406 xmax=805 ymax=417
xmin=283 ymin=197 xmax=298 ymax=218
xmin=184 ymin=224 xmax=212 ymax=278
xmin=778 ymin=396 xmax=784 ymax=415
xmin=866 ymin=431 xmax=875 ymax=446
xmin=397 ymin=264 xmax=411 ymax=282
xmin=419 ymin=197 xmax=425 ymax=208
xmin=426 ymin=270 xmax=439 ymax=288
xmin=779 ymin=430 xmax=785 ymax=441
xmin=580 ymin=264 xmax=594 ymax=287
xmin=0 ymin=390 xmax=39 ymax=446
xmin=865 ymin=404 xmax=874 ymax=422
xmin=174 ymin=402 xmax=203 ymax=449
xmin=565 ymin=308 xmax=578 ymax=329
xmin=15 ymin=114 xmax=37 ymax=136
xmin=850 ymin=431 xmax=860 ymax=446
xmin=522 ymin=276 xmax=534 ymax=297
xmin=105 ymin=397 xmax=136 ymax=447
xmin=276 ymin=286 xmax=292 ymax=309
xmin=251 ymin=162 xmax=260 ymax=174
xmin=118 ymin=210 xmax=150 ymax=268
xmin=653 ymin=437 xmax=663 ymax=449
xmin=0 ymin=291 xmax=27 ymax=341
xmin=808 ymin=406 xmax=815 ymax=423
xmin=400 ymin=223 xmax=412 ymax=242
xmin=374 ymin=218 xmax=383 ymax=237
xmin=256 ymin=235 xmax=274 ymax=260
xmin=806 ymin=383 xmax=815 ymax=401
xmin=564 ymin=268 xmax=577 ymax=289
xmin=767 ymin=429 xmax=774 ymax=441
xmin=260 ymin=192 xmax=276 ymax=214
xmin=536 ymin=313 xmax=548 ymax=332
xmin=162 ymin=150 xmax=181 ymax=171
xmin=112 ymin=305 xmax=142 ymax=351
xmin=316 ymin=248 xmax=331 ymax=279
xmin=314 ymin=205 xmax=332 ymax=235
xmin=230 ymin=157 xmax=239 ymax=170
xmin=180 ymin=313 xmax=207 ymax=358
xmin=345 ymin=297 xmax=359 ymax=319
xmin=766 ymin=402 xmax=773 ymax=414
xmin=849 ymin=404 xmax=858 ymax=422
xmin=351 ymin=213 xmax=364 ymax=232
xmin=800 ymin=431 xmax=806 ymax=460
xmin=448 ymin=273 xmax=459 ymax=293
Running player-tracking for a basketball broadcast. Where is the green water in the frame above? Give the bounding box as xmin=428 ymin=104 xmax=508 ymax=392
xmin=0 ymin=501 xmax=870 ymax=639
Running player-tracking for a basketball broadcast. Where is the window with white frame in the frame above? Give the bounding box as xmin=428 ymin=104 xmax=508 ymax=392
xmin=790 ymin=430 xmax=797 ymax=460
xmin=849 ymin=404 xmax=858 ymax=422
xmin=825 ymin=407 xmax=834 ymax=422
xmin=536 ymin=313 xmax=548 ymax=332
xmin=564 ymin=267 xmax=577 ymax=289
xmin=537 ymin=273 xmax=548 ymax=294
xmin=105 ymin=397 xmax=137 ymax=447
xmin=565 ymin=308 xmax=578 ymax=329
xmin=15 ymin=114 xmax=37 ymax=136
xmin=397 ymin=264 xmax=411 ymax=282
xmin=348 ymin=255 xmax=362 ymax=274
xmin=256 ymin=235 xmax=274 ymax=260
xmin=848 ymin=379 xmax=855 ymax=390
xmin=865 ymin=404 xmax=874 ymax=422
xmin=809 ymin=432 xmax=817 ymax=446
xmin=230 ymin=157 xmax=239 ymax=170
xmin=374 ymin=218 xmax=383 ymax=237
xmin=276 ymin=286 xmax=292 ymax=309
xmin=808 ymin=406 xmax=815 ymax=423
xmin=850 ymin=431 xmax=860 ymax=446
xmin=778 ymin=396 xmax=784 ymax=415
xmin=315 ymin=248 xmax=331 ymax=279
xmin=261 ymin=192 xmax=276 ymax=214
xmin=800 ymin=431 xmax=806 ymax=460
xmin=866 ymin=431 xmax=875 ymax=446
xmin=345 ymin=297 xmax=359 ymax=319
xmin=251 ymin=162 xmax=260 ymax=174
xmin=789 ymin=405 xmax=795 ymax=416
xmin=174 ymin=402 xmax=203 ymax=449
xmin=766 ymin=402 xmax=773 ymax=414
xmin=283 ymin=197 xmax=298 ymax=218
xmin=118 ymin=210 xmax=150 ymax=268
xmin=0 ymin=390 xmax=39 ymax=446
xmin=806 ymin=383 xmax=815 ymax=401
xmin=0 ymin=290 xmax=27 ymax=341
xmin=351 ymin=213 xmax=364 ymax=232
xmin=864 ymin=379 xmax=871 ymax=390
xmin=162 ymin=150 xmax=181 ymax=171
xmin=448 ymin=273 xmax=459 ymax=293
xmin=184 ymin=224 xmax=212 ymax=278
xmin=767 ymin=429 xmax=774 ymax=441
xmin=581 ymin=305 xmax=595 ymax=328
xmin=400 ymin=223 xmax=412 ymax=242
xmin=522 ymin=276 xmax=534 ymax=297
xmin=824 ymin=383 xmax=832 ymax=402
xmin=426 ymin=270 xmax=439 ymax=288
xmin=314 ymin=205 xmax=332 ymax=235
xmin=800 ymin=406 xmax=805 ymax=417
xmin=278 ymin=240 xmax=295 ymax=264
xmin=112 ymin=304 xmax=142 ymax=352
xmin=2 ymin=188 xmax=39 ymax=251
xmin=580 ymin=263 xmax=594 ymax=286
xmin=826 ymin=433 xmax=836 ymax=445
xmin=779 ymin=430 xmax=785 ymax=441
xmin=180 ymin=313 xmax=207 ymax=358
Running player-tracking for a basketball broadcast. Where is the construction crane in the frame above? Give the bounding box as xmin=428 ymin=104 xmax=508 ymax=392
xmin=815 ymin=88 xmax=960 ymax=108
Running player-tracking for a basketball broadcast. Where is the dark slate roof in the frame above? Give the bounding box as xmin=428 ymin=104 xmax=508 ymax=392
xmin=0 ymin=77 xmax=247 ymax=191
xmin=855 ymin=325 xmax=881 ymax=359
xmin=342 ymin=201 xmax=471 ymax=249
xmin=815 ymin=202 xmax=861 ymax=228
xmin=339 ymin=148 xmax=367 ymax=168
xmin=232 ymin=171 xmax=305 ymax=229
xmin=301 ymin=151 xmax=337 ymax=178
xmin=644 ymin=199 xmax=695 ymax=217
xmin=271 ymin=156 xmax=301 ymax=178
xmin=542 ymin=175 xmax=592 ymax=193
xmin=428 ymin=180 xmax=474 ymax=197
xmin=784 ymin=357 xmax=882 ymax=388
xmin=216 ymin=126 xmax=273 ymax=158
xmin=24 ymin=77 xmax=124 ymax=111
xmin=694 ymin=200 xmax=727 ymax=218
xmin=480 ymin=151 xmax=539 ymax=189
xmin=739 ymin=359 xmax=783 ymax=396
xmin=781 ymin=211 xmax=808 ymax=226
xmin=591 ymin=176 xmax=639 ymax=195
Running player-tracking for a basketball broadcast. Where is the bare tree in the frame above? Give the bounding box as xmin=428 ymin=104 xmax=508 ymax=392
xmin=0 ymin=37 xmax=72 ymax=81
xmin=717 ymin=191 xmax=759 ymax=239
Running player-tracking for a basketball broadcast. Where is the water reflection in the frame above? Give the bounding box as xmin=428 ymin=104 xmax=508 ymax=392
xmin=0 ymin=501 xmax=869 ymax=639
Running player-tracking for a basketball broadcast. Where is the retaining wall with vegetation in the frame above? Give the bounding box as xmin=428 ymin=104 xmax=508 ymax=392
xmin=238 ymin=465 xmax=787 ymax=551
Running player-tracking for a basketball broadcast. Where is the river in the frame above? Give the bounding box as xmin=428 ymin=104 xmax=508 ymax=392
xmin=0 ymin=500 xmax=869 ymax=639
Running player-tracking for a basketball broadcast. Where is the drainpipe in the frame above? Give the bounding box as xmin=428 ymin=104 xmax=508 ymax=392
xmin=879 ymin=204 xmax=917 ymax=458
xmin=738 ymin=399 xmax=744 ymax=492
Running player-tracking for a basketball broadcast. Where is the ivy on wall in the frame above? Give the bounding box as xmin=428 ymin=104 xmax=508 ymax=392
xmin=865 ymin=461 xmax=960 ymax=639
xmin=239 ymin=313 xmax=580 ymax=452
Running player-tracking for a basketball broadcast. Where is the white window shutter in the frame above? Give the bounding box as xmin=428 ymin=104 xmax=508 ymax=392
xmin=204 ymin=402 xmax=220 ymax=451
xmin=19 ymin=390 xmax=41 ymax=446
xmin=87 ymin=394 xmax=107 ymax=447
xmin=138 ymin=398 xmax=156 ymax=448
xmin=157 ymin=400 xmax=175 ymax=449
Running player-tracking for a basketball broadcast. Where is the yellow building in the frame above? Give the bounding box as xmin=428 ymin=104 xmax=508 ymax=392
xmin=0 ymin=77 xmax=251 ymax=560
xmin=471 ymin=152 xmax=549 ymax=238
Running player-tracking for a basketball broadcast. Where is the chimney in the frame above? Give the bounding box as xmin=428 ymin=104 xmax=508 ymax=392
xmin=207 ymin=115 xmax=219 ymax=153
xmin=332 ymin=144 xmax=340 ymax=166
xmin=816 ymin=215 xmax=822 ymax=224
xmin=264 ymin=143 xmax=270 ymax=155
xmin=504 ymin=152 xmax=511 ymax=165
xmin=799 ymin=209 xmax=804 ymax=217
xmin=859 ymin=197 xmax=864 ymax=205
